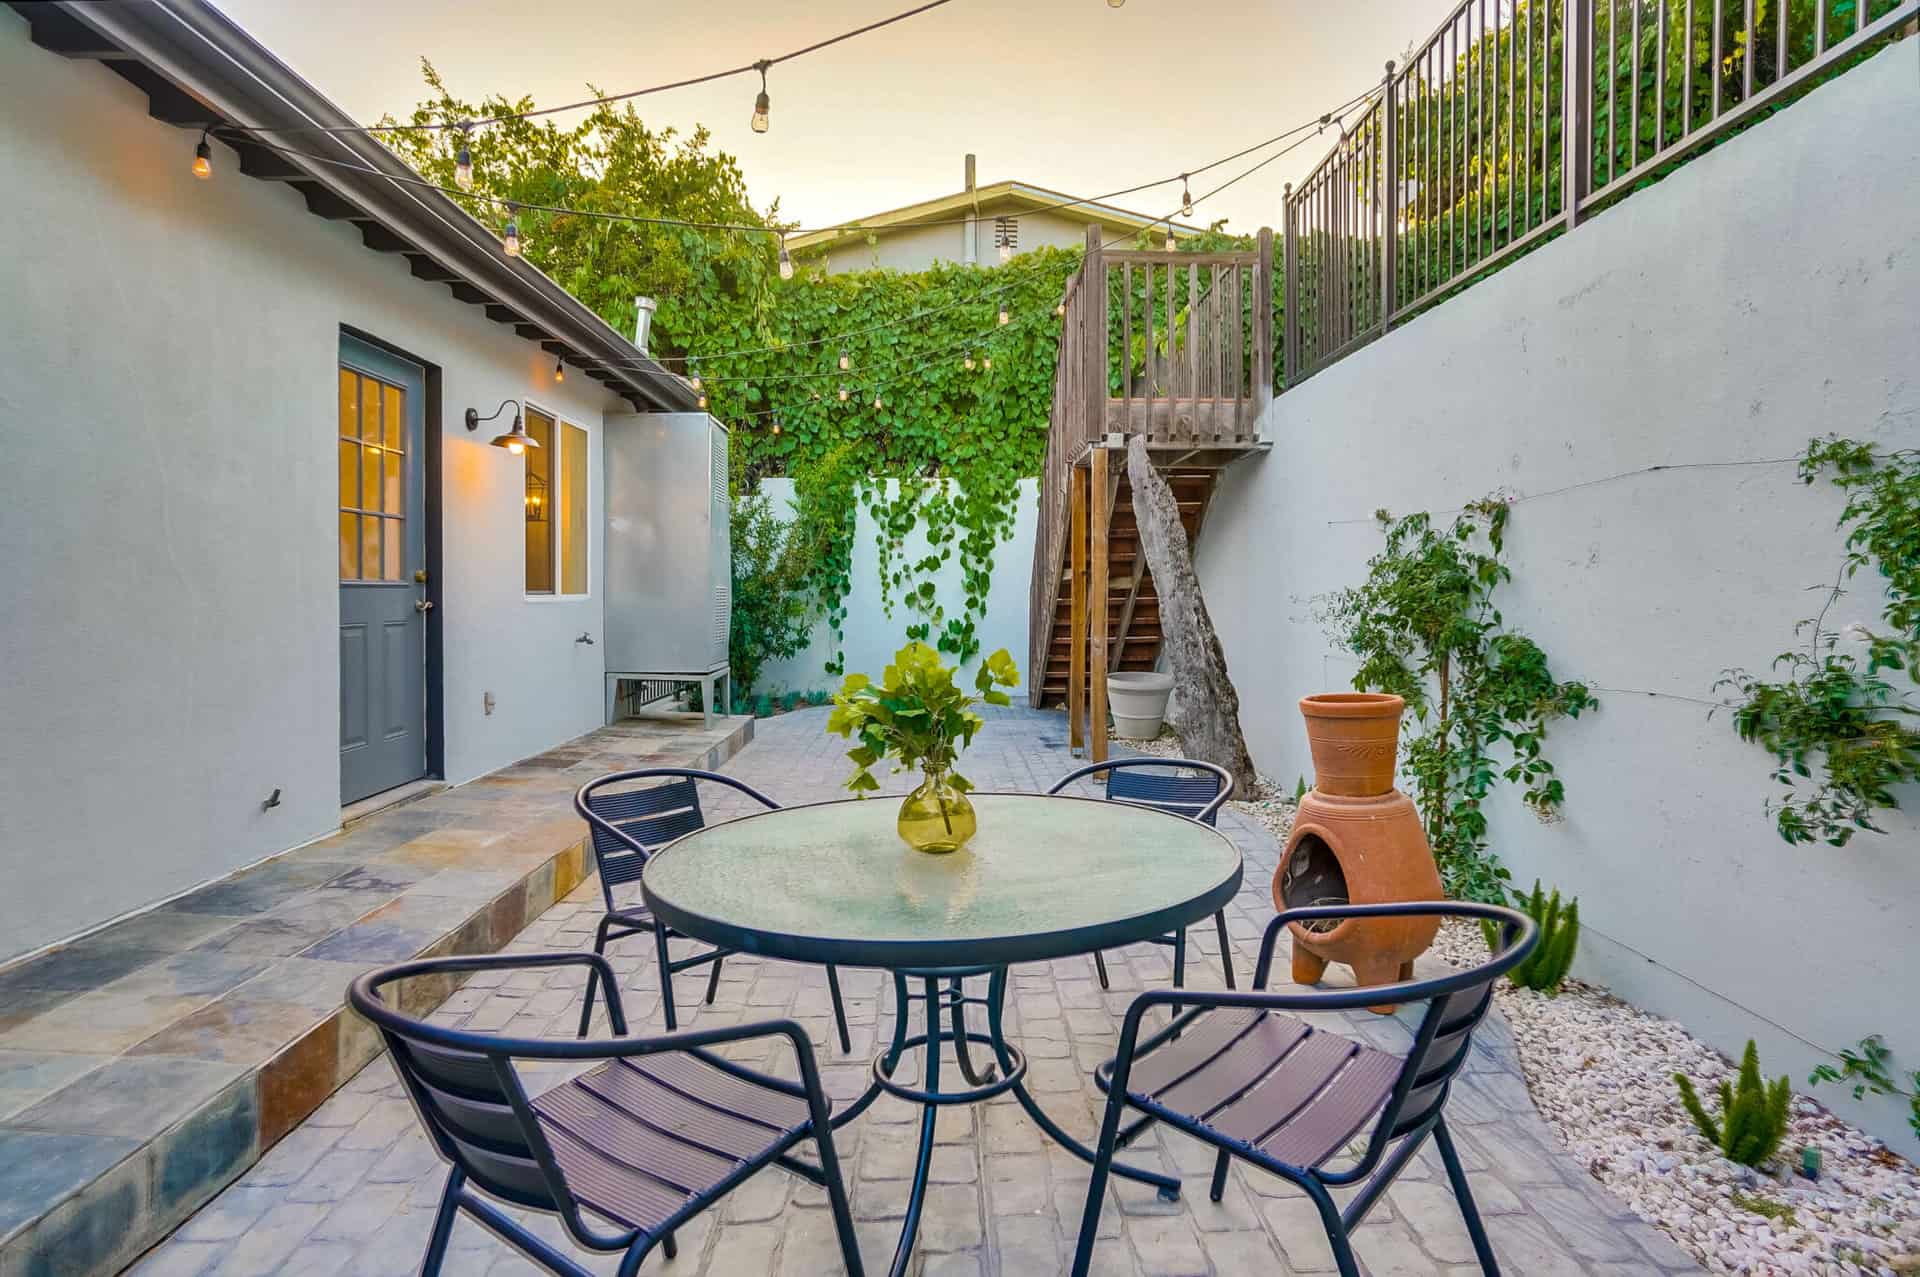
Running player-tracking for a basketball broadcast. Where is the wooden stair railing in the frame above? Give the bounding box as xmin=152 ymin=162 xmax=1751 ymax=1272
xmin=1028 ymin=225 xmax=1274 ymax=762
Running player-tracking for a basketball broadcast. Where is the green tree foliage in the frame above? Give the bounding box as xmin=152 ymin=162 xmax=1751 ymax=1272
xmin=726 ymin=490 xmax=823 ymax=699
xmin=826 ymin=644 xmax=1019 ymax=795
xmin=1485 ymin=880 xmax=1580 ymax=994
xmin=1718 ymin=437 xmax=1920 ymax=846
xmin=1675 ymin=1040 xmax=1793 ymax=1167
xmin=1317 ymin=501 xmax=1596 ymax=902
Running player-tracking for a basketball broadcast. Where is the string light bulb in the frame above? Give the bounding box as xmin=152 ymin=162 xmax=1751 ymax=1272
xmin=697 ymin=391 xmax=708 ymax=410
xmin=983 ymin=355 xmax=993 ymax=371
xmin=454 ymin=123 xmax=474 ymax=192
xmin=837 ymin=385 xmax=850 ymax=402
xmin=1180 ymin=174 xmax=1193 ymax=219
xmin=998 ymin=241 xmax=1012 ymax=264
xmin=689 ymin=362 xmax=702 ymax=392
xmin=1054 ymin=301 xmax=1066 ymax=318
xmin=1163 ymin=224 xmax=1176 ymax=253
xmin=838 ymin=349 xmax=850 ymax=371
xmin=998 ymin=304 xmax=1010 ymax=326
xmin=873 ymin=391 xmax=884 ymax=409
xmin=1107 ymin=0 xmax=1125 ymax=7
xmin=553 ymin=358 xmax=564 ymax=383
xmin=771 ymin=417 xmax=782 ymax=435
xmin=778 ymin=236 xmax=793 ymax=280
xmin=750 ymin=61 xmax=771 ymax=133
xmin=503 ymin=205 xmax=522 ymax=258
xmin=963 ymin=352 xmax=976 ymax=371
xmin=191 ymin=129 xmax=212 ymax=180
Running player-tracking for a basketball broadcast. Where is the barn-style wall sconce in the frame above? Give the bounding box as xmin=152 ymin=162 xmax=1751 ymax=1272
xmin=466 ymin=399 xmax=539 ymax=454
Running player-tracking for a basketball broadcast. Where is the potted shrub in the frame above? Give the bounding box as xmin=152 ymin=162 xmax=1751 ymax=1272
xmin=827 ymin=643 xmax=1020 ymax=853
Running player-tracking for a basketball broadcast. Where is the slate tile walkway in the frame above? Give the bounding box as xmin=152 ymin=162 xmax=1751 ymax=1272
xmin=127 ymin=706 xmax=1703 ymax=1276
xmin=0 ymin=712 xmax=751 ymax=1277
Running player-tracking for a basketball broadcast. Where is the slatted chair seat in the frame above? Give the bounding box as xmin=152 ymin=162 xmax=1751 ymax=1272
xmin=1047 ymin=757 xmax=1238 ymax=990
xmin=1069 ymin=902 xmax=1540 ymax=1277
xmin=574 ymin=769 xmax=852 ymax=1054
xmin=1102 ymin=1008 xmax=1400 ymax=1170
xmin=349 ymin=952 xmax=865 ymax=1277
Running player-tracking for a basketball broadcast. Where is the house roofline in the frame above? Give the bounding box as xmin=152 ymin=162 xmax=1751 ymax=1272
xmin=787 ymin=180 xmax=1209 ymax=254
xmin=10 ymin=0 xmax=696 ymax=413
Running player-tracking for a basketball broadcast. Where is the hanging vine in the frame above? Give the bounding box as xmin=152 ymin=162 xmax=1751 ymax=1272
xmin=1717 ymin=437 xmax=1920 ymax=847
xmin=1315 ymin=500 xmax=1597 ymax=902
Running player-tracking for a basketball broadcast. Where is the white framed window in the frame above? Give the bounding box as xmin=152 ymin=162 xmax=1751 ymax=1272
xmin=523 ymin=404 xmax=590 ymax=598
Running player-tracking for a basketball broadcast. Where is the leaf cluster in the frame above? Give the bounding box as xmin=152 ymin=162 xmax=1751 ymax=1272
xmin=1675 ymin=1040 xmax=1793 ymax=1168
xmin=1317 ymin=502 xmax=1594 ymax=901
xmin=1807 ymin=1034 xmax=1920 ymax=1143
xmin=1718 ymin=437 xmax=1920 ymax=846
xmin=826 ymin=644 xmax=1018 ymax=795
xmin=1483 ymin=880 xmax=1580 ymax=994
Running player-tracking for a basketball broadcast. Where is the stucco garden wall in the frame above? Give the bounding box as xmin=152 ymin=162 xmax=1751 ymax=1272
xmin=756 ymin=478 xmax=1037 ymax=696
xmin=0 ymin=9 xmax=622 ymax=963
xmin=1195 ymin=42 xmax=1920 ymax=1155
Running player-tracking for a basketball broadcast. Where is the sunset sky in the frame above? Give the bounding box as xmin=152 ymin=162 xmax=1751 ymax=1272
xmin=214 ymin=0 xmax=1446 ymax=238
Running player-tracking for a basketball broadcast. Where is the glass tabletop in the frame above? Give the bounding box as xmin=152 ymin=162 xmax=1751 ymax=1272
xmin=641 ymin=792 xmax=1243 ymax=969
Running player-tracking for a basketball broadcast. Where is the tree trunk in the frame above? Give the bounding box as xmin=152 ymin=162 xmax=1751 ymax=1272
xmin=1124 ymin=436 xmax=1259 ymax=797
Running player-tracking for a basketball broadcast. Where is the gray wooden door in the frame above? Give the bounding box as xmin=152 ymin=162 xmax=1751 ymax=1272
xmin=338 ymin=336 xmax=427 ymax=804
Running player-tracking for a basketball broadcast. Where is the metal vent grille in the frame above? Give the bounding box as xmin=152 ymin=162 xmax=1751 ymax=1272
xmin=993 ymin=216 xmax=1018 ymax=251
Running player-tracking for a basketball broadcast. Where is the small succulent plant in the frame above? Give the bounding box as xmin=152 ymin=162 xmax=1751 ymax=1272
xmin=1675 ymin=1040 xmax=1792 ymax=1168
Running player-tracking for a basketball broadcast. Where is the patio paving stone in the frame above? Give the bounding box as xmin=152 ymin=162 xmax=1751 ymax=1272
xmin=121 ymin=706 xmax=1706 ymax=1276
xmin=0 ymin=711 xmax=754 ymax=1277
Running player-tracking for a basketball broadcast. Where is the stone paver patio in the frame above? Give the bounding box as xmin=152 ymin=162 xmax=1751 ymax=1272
xmin=126 ymin=706 xmax=1702 ymax=1276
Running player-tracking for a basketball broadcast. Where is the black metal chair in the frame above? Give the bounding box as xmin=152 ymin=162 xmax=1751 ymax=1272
xmin=1047 ymin=757 xmax=1237 ymax=990
xmin=349 ymin=952 xmax=864 ymax=1277
xmin=1069 ymin=902 xmax=1538 ymax=1277
xmin=574 ymin=768 xmax=852 ymax=1053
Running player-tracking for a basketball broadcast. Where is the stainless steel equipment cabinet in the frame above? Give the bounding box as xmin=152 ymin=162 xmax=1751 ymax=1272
xmin=602 ymin=412 xmax=732 ymax=727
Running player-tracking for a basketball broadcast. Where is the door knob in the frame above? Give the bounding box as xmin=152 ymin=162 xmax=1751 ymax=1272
xmin=415 ymin=599 xmax=434 ymax=612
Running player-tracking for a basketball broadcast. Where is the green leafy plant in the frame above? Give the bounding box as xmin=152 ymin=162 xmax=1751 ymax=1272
xmin=1483 ymin=880 xmax=1580 ymax=994
xmin=1808 ymin=1034 xmax=1920 ymax=1143
xmin=826 ymin=643 xmax=1018 ymax=795
xmin=727 ymin=490 xmax=826 ymax=699
xmin=1718 ymin=438 xmax=1920 ymax=846
xmin=1675 ymin=1040 xmax=1793 ymax=1168
xmin=1316 ymin=501 xmax=1596 ymax=901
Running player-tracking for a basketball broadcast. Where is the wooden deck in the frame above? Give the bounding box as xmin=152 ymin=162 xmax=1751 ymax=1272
xmin=1028 ymin=227 xmax=1274 ymax=761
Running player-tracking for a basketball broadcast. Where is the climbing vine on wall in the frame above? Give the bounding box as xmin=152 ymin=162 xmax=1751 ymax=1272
xmin=1316 ymin=501 xmax=1597 ymax=902
xmin=1718 ymin=437 xmax=1920 ymax=847
xmin=686 ymin=250 xmax=1079 ymax=667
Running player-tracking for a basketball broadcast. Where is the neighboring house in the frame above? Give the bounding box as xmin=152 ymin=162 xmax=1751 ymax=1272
xmin=0 ymin=0 xmax=709 ymax=964
xmin=789 ymin=153 xmax=1207 ymax=274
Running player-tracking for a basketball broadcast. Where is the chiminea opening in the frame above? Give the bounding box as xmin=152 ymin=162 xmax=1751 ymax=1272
xmin=1279 ymin=833 xmax=1349 ymax=934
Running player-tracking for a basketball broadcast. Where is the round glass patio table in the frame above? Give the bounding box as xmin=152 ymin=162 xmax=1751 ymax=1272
xmin=642 ymin=792 xmax=1243 ymax=1277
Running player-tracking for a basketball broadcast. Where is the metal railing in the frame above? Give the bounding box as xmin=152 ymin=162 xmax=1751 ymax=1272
xmin=1283 ymin=0 xmax=1918 ymax=383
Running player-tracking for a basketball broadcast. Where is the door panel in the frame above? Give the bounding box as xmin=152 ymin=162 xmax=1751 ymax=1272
xmin=338 ymin=335 xmax=427 ymax=804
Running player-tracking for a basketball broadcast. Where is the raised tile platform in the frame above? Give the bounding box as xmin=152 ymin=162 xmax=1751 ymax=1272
xmin=0 ymin=711 xmax=751 ymax=1277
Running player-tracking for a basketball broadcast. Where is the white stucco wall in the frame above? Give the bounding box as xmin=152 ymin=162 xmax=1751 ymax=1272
xmin=1195 ymin=44 xmax=1920 ymax=1154
xmin=755 ymin=478 xmax=1037 ymax=697
xmin=0 ymin=10 xmax=624 ymax=962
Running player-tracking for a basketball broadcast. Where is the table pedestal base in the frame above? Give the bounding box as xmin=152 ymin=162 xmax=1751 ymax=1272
xmin=833 ymin=964 xmax=1180 ymax=1277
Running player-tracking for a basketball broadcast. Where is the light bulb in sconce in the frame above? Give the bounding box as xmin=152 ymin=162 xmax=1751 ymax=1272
xmin=191 ymin=130 xmax=213 ymax=180
xmin=553 ymin=358 xmax=564 ymax=383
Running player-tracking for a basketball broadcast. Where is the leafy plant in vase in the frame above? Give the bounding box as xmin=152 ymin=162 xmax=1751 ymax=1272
xmin=827 ymin=642 xmax=1020 ymax=852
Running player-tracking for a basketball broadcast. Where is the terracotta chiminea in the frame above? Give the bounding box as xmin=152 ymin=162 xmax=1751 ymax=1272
xmin=1273 ymin=693 xmax=1442 ymax=1013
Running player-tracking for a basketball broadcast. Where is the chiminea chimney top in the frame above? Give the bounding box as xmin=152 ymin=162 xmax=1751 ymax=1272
xmin=964 ymin=153 xmax=975 ymax=192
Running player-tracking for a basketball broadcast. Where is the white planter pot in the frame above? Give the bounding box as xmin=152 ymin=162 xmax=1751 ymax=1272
xmin=1106 ymin=671 xmax=1175 ymax=740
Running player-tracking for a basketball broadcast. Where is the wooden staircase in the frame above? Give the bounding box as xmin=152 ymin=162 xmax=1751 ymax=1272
xmin=1028 ymin=227 xmax=1275 ymax=760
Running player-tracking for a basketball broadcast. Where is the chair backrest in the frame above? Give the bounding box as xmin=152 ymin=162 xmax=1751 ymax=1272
xmin=1362 ymin=910 xmax=1529 ymax=1159
xmin=574 ymin=769 xmax=779 ymax=913
xmin=359 ymin=982 xmax=581 ymax=1225
xmin=1049 ymin=757 xmax=1231 ymax=826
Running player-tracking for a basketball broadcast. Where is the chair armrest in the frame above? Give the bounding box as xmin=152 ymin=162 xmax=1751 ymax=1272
xmin=351 ymin=950 xmax=626 ymax=1033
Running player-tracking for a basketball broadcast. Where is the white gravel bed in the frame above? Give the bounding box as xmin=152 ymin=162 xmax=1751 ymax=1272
xmin=1432 ymin=922 xmax=1920 ymax=1277
xmin=1127 ymin=727 xmax=1920 ymax=1275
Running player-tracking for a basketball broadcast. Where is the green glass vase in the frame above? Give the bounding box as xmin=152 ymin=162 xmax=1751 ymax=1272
xmin=896 ymin=767 xmax=976 ymax=854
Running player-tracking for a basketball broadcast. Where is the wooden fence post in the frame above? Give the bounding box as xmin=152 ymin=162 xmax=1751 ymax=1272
xmin=1068 ymin=465 xmax=1088 ymax=754
xmin=1253 ymin=226 xmax=1274 ymax=421
xmin=1564 ymin=0 xmax=1593 ymax=231
xmin=1088 ymin=444 xmax=1110 ymax=764
xmin=1082 ymin=225 xmax=1107 ymax=451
